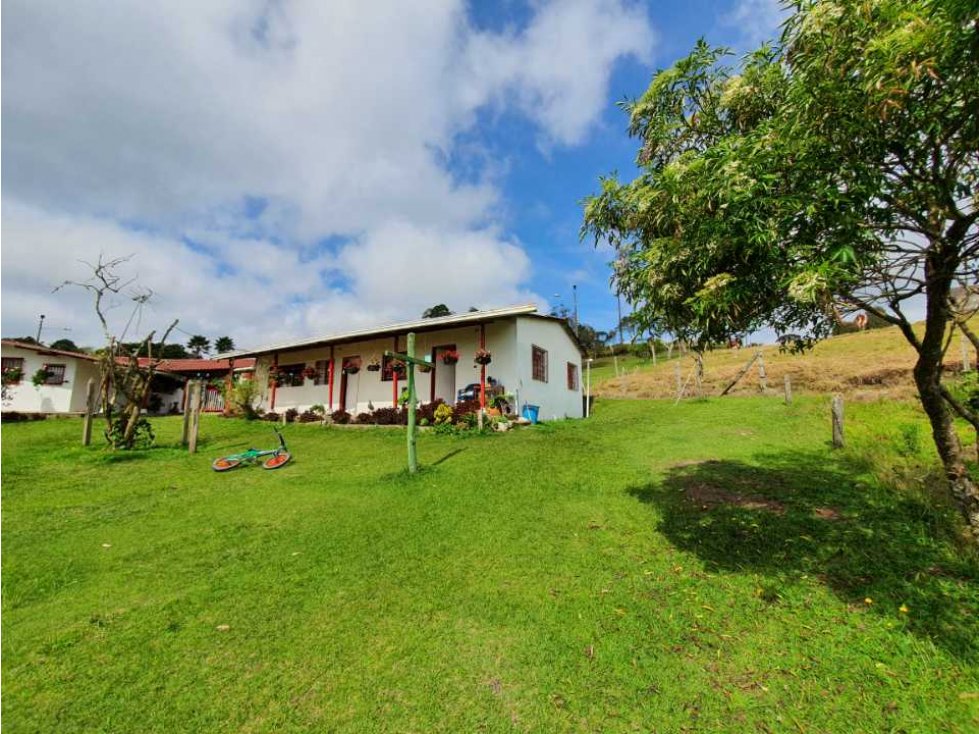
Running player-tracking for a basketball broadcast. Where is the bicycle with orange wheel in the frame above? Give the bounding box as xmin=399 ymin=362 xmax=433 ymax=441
xmin=211 ymin=427 xmax=292 ymax=471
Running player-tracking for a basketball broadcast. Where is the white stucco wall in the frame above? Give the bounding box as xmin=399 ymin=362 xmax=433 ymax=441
xmin=2 ymin=346 xmax=101 ymax=414
xmin=253 ymin=321 xmax=520 ymax=415
xmin=513 ymin=317 xmax=583 ymax=420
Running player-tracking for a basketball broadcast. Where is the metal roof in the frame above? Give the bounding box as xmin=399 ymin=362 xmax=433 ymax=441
xmin=228 ymin=304 xmax=541 ymax=358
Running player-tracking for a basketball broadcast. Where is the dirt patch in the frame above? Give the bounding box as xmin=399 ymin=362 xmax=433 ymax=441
xmin=682 ymin=480 xmax=786 ymax=514
xmin=813 ymin=507 xmax=842 ymax=521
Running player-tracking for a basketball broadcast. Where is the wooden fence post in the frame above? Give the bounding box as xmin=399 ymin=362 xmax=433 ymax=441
xmin=674 ymin=361 xmax=682 ymax=399
xmin=188 ymin=381 xmax=203 ymax=454
xmin=82 ymin=378 xmax=96 ymax=446
xmin=831 ymin=395 xmax=845 ymax=448
xmin=962 ymin=336 xmax=971 ymax=372
xmin=784 ymin=374 xmax=792 ymax=405
xmin=757 ymin=351 xmax=767 ymax=392
xmin=181 ymin=381 xmax=193 ymax=446
xmin=694 ymin=353 xmax=704 ymax=398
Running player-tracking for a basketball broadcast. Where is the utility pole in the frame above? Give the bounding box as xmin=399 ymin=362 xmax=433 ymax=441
xmin=572 ymin=284 xmax=579 ymax=336
xmin=36 ymin=314 xmax=46 ymax=344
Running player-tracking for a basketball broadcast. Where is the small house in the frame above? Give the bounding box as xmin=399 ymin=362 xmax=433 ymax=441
xmin=1 ymin=340 xmax=101 ymax=414
xmin=230 ymin=305 xmax=584 ymax=420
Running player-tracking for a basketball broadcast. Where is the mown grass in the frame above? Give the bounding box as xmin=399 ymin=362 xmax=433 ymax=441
xmin=3 ymin=398 xmax=979 ymax=732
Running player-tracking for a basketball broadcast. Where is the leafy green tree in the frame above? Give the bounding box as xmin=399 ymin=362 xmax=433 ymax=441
xmin=187 ymin=335 xmax=210 ymax=358
xmin=48 ymin=338 xmax=81 ymax=353
xmin=214 ymin=336 xmax=235 ymax=353
xmin=422 ymin=304 xmax=453 ymax=318
xmin=583 ymin=0 xmax=979 ymax=537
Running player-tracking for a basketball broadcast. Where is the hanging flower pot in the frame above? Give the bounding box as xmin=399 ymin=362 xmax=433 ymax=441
xmin=343 ymin=357 xmax=362 ymax=375
xmin=441 ymin=350 xmax=460 ymax=365
xmin=418 ymin=362 xmax=433 ymax=373
xmin=474 ymin=348 xmax=492 ymax=366
xmin=366 ymin=354 xmax=381 ymax=371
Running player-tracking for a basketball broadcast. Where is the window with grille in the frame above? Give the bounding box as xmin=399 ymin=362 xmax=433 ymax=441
xmin=43 ymin=363 xmax=67 ymax=385
xmin=313 ymin=360 xmax=329 ymax=385
xmin=2 ymin=357 xmax=24 ymax=383
xmin=532 ymin=345 xmax=548 ymax=382
xmin=278 ymin=364 xmax=305 ymax=387
xmin=567 ymin=362 xmax=579 ymax=391
xmin=381 ymin=354 xmax=406 ymax=382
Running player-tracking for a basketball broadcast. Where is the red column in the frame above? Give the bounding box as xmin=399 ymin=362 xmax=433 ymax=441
xmin=270 ymin=353 xmax=278 ymax=411
xmin=479 ymin=324 xmax=486 ymax=410
xmin=327 ymin=346 xmax=335 ymax=411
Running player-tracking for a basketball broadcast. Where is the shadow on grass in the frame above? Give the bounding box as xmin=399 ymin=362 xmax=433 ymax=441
xmin=430 ymin=448 xmax=467 ymax=466
xmin=629 ymin=452 xmax=979 ymax=660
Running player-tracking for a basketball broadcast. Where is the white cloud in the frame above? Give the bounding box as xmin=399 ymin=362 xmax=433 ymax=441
xmin=720 ymin=0 xmax=787 ymax=48
xmin=1 ymin=0 xmax=654 ymax=346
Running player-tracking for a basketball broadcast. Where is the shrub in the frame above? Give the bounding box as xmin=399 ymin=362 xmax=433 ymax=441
xmin=433 ymin=403 xmax=454 ymax=425
xmin=371 ymin=406 xmax=405 ymax=425
xmin=354 ymin=412 xmax=373 ymax=424
xmin=453 ymin=399 xmax=481 ymax=420
xmin=297 ymin=410 xmax=321 ymax=423
xmin=283 ymin=408 xmax=299 ymax=423
xmin=309 ymin=404 xmax=326 ymax=416
xmin=263 ymin=411 xmax=281 ymax=422
xmin=331 ymin=409 xmax=351 ymax=425
xmin=416 ymin=399 xmax=445 ymax=424
xmin=223 ymin=378 xmax=260 ymax=419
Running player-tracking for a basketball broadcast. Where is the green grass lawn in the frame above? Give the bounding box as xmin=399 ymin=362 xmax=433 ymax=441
xmin=3 ymin=399 xmax=979 ymax=732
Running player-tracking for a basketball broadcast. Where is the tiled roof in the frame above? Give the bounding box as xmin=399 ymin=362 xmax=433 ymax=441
xmin=134 ymin=357 xmax=255 ymax=373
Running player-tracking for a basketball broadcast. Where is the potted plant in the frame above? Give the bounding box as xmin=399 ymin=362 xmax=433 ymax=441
xmin=474 ymin=348 xmax=492 ymax=366
xmin=390 ymin=358 xmax=406 ymax=378
xmin=441 ymin=349 xmax=460 ymax=365
xmin=417 ymin=358 xmax=433 ymax=373
xmin=268 ymin=368 xmax=284 ymax=387
xmin=343 ymin=358 xmax=361 ymax=375
xmin=366 ymin=355 xmax=382 ymax=372
xmin=2 ymin=366 xmax=24 ymax=385
xmin=302 ymin=365 xmax=318 ymax=380
xmin=31 ymin=368 xmax=52 ymax=387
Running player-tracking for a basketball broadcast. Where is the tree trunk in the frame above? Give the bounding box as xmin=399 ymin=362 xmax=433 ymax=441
xmin=914 ymin=251 xmax=979 ymax=541
xmin=914 ymin=360 xmax=979 ymax=540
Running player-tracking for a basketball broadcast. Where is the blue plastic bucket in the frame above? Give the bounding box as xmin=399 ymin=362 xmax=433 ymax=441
xmin=522 ymin=404 xmax=540 ymax=424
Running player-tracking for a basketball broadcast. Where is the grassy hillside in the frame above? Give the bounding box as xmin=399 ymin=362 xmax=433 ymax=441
xmin=591 ymin=323 xmax=975 ymax=401
xmin=3 ymin=404 xmax=978 ymax=732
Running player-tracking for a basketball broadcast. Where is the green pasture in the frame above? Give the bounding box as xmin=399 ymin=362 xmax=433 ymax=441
xmin=3 ymin=398 xmax=978 ymax=732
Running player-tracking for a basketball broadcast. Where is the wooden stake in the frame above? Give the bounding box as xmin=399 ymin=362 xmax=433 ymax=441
xmin=694 ymin=353 xmax=704 ymax=398
xmin=783 ymin=374 xmax=792 ymax=405
xmin=720 ymin=352 xmax=760 ymax=396
xmin=831 ymin=395 xmax=844 ymax=448
xmin=757 ymin=351 xmax=767 ymax=392
xmin=82 ymin=377 xmax=95 ymax=446
xmin=962 ymin=337 xmax=971 ymax=372
xmin=188 ymin=381 xmax=203 ymax=454
xmin=674 ymin=360 xmax=682 ymax=399
xmin=181 ymin=381 xmax=192 ymax=446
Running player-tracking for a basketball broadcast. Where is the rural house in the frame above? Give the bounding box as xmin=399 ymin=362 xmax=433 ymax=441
xmin=231 ymin=305 xmax=584 ymax=420
xmin=139 ymin=357 xmax=255 ymax=414
xmin=1 ymin=340 xmax=101 ymax=414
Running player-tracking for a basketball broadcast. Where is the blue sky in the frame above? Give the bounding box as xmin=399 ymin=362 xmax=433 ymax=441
xmin=1 ymin=0 xmax=783 ymax=348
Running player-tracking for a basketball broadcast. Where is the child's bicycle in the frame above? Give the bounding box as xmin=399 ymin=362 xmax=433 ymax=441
xmin=211 ymin=427 xmax=292 ymax=471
